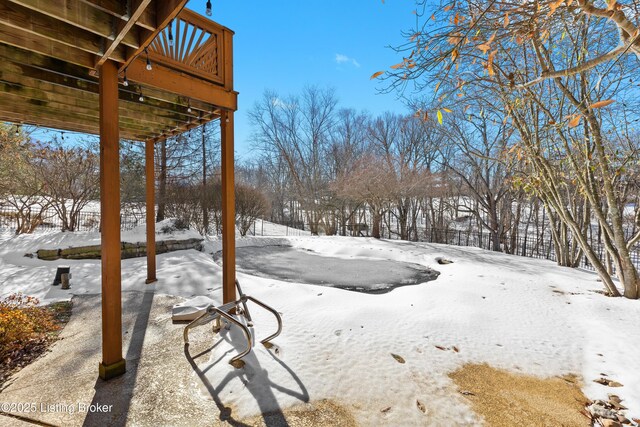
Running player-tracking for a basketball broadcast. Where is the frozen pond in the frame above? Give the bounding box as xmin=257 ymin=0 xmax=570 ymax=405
xmin=221 ymin=245 xmax=439 ymax=294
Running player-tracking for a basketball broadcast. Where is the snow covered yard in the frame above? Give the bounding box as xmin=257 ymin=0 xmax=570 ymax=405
xmin=1 ymin=230 xmax=639 ymax=425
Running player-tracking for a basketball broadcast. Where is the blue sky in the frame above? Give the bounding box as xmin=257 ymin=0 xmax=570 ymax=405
xmin=31 ymin=1 xmax=418 ymax=158
xmin=199 ymin=0 xmax=417 ymax=159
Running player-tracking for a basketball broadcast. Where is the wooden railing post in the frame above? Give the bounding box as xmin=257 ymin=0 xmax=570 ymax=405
xmin=222 ymin=28 xmax=234 ymax=90
xmin=98 ymin=59 xmax=125 ymax=380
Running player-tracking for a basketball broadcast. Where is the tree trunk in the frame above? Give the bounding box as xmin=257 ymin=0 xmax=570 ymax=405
xmin=487 ymin=199 xmax=501 ymax=251
xmin=399 ymin=200 xmax=409 ymax=240
xmin=371 ymin=206 xmax=382 ymax=239
xmin=156 ymin=139 xmax=167 ymax=222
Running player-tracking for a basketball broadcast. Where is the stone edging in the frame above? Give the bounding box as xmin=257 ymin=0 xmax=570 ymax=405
xmin=36 ymin=238 xmax=204 ymax=260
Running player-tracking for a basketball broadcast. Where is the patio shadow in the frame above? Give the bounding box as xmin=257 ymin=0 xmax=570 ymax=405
xmin=83 ymin=289 xmax=154 ymax=427
xmin=184 ymin=323 xmax=309 ymax=426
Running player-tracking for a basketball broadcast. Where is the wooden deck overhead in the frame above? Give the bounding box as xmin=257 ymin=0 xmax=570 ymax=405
xmin=0 ymin=1 xmax=237 ymax=141
xmin=0 ymin=0 xmax=238 ymax=380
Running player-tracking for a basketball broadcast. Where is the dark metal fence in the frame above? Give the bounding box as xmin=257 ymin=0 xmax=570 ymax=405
xmin=4 ymin=205 xmax=638 ymax=273
xmin=421 ymin=227 xmax=640 ymax=272
xmin=0 ymin=206 xmax=142 ymax=232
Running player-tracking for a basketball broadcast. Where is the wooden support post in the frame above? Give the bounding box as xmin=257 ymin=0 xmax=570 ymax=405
xmin=98 ymin=60 xmax=125 ymax=380
xmin=145 ymin=139 xmax=157 ymax=284
xmin=220 ymin=110 xmax=236 ymax=303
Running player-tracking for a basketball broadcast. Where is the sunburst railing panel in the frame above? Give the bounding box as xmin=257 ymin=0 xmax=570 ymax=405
xmin=147 ymin=9 xmax=230 ymax=86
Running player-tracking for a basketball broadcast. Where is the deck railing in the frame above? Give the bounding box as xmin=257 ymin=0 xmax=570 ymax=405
xmin=147 ymin=9 xmax=233 ymax=88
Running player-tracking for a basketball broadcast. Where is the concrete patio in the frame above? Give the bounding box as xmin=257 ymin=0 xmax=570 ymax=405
xmin=0 ymin=291 xmax=355 ymax=427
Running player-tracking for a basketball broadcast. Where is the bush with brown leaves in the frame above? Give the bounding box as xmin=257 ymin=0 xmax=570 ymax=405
xmin=0 ymin=293 xmax=60 ymax=364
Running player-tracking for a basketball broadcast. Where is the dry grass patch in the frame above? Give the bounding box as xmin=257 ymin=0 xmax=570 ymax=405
xmin=241 ymin=399 xmax=358 ymax=427
xmin=450 ymin=363 xmax=590 ymax=427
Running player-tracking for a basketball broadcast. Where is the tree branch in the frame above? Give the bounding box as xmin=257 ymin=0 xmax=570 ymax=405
xmin=516 ymin=44 xmax=628 ymax=89
xmin=513 ymin=0 xmax=640 ymax=89
xmin=577 ymin=0 xmax=640 ymax=42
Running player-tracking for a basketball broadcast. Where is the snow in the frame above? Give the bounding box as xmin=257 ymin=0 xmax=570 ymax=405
xmin=172 ymin=295 xmax=216 ymax=321
xmin=245 ymin=218 xmax=311 ymax=237
xmin=1 ymin=230 xmax=639 ymax=424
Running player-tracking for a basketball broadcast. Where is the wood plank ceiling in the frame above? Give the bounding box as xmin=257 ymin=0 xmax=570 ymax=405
xmin=0 ymin=0 xmax=237 ymax=141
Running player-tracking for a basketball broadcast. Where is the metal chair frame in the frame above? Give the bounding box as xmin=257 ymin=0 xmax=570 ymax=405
xmin=183 ymin=280 xmax=282 ymax=366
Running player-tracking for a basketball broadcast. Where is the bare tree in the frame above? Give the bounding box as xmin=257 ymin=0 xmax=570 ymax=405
xmin=250 ymin=86 xmax=338 ymax=235
xmin=0 ymin=124 xmax=53 ymax=234
xmin=383 ymin=0 xmax=640 ymax=297
xmin=366 ymin=113 xmax=435 ymax=240
xmin=433 ymin=104 xmax=521 ymax=251
xmin=155 ymin=122 xmax=220 ymax=229
xmin=327 ymin=109 xmax=369 ymax=235
xmin=164 ymin=182 xmax=202 ymax=232
xmin=235 ymin=183 xmax=269 ymax=236
xmin=120 ymin=141 xmax=146 ymax=222
xmin=334 ymin=154 xmax=396 ymax=239
xmin=157 ymin=139 xmax=168 ymax=222
xmin=35 ymin=141 xmax=99 ymax=231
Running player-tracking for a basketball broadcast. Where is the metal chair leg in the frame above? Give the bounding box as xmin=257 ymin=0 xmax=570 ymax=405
xmin=235 ymin=279 xmax=253 ymax=325
xmin=244 ymin=296 xmax=283 ymax=344
xmin=212 ymin=316 xmax=222 ymax=333
xmin=212 ymin=307 xmax=253 ymax=367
